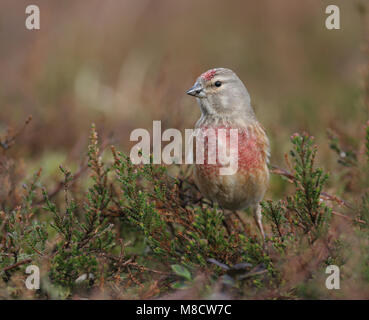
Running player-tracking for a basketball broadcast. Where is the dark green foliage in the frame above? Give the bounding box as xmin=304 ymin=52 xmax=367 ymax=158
xmin=262 ymin=200 xmax=289 ymax=248
xmin=42 ymin=125 xmax=115 ymax=288
xmin=3 ymin=122 xmax=369 ymax=299
xmin=0 ymin=118 xmax=48 ymax=282
xmin=288 ymin=133 xmax=331 ymax=241
xmin=0 ymin=170 xmax=47 ymax=282
xmin=358 ymin=193 xmax=369 ymax=228
xmin=264 ymin=133 xmax=331 ymax=245
xmin=111 ymin=148 xmax=269 ymax=272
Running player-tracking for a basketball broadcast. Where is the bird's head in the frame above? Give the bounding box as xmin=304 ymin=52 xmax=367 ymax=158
xmin=187 ymin=68 xmax=255 ymax=119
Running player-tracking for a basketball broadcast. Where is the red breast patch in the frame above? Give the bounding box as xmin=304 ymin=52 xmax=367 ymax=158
xmin=196 ymin=126 xmax=265 ymax=173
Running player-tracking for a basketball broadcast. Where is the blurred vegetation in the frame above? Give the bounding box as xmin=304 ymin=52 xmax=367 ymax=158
xmin=0 ymin=0 xmax=369 ymax=299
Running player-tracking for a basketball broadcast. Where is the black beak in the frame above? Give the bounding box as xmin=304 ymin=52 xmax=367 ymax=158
xmin=186 ymin=81 xmax=203 ymax=97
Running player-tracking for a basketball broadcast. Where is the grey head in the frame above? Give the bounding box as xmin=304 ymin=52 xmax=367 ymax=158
xmin=187 ymin=68 xmax=256 ymax=121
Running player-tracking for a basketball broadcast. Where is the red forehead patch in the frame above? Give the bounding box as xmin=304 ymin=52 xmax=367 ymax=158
xmin=201 ymin=69 xmax=216 ymax=81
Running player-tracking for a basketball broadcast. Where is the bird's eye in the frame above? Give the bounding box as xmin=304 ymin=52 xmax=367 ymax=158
xmin=214 ymin=81 xmax=222 ymax=87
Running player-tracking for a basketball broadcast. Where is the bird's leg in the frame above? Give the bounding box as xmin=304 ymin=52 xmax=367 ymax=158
xmin=220 ymin=207 xmax=232 ymax=236
xmin=252 ymin=203 xmax=265 ymax=245
xmin=210 ymin=202 xmax=231 ymax=235
xmin=233 ymin=210 xmax=248 ymax=233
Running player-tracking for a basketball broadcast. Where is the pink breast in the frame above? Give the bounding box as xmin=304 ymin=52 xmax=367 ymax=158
xmin=196 ymin=126 xmax=265 ymax=175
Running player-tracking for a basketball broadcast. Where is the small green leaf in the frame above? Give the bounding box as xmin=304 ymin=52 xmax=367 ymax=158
xmin=171 ymin=281 xmax=189 ymax=290
xmin=171 ymin=264 xmax=192 ymax=281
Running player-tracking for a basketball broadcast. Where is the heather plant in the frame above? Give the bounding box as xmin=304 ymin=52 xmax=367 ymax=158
xmin=287 ymin=133 xmax=331 ymax=242
xmin=111 ymin=146 xmax=271 ymax=276
xmin=42 ymin=165 xmax=115 ymax=289
xmin=42 ymin=125 xmax=125 ymax=292
xmin=358 ymin=123 xmax=369 ymax=226
xmin=0 ymin=118 xmax=48 ymax=298
xmin=263 ymin=133 xmax=331 ymax=245
xmin=3 ymin=121 xmax=369 ymax=299
xmin=0 ymin=170 xmax=47 ymax=282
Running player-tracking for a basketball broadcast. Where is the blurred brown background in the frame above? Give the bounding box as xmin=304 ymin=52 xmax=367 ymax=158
xmin=0 ymin=0 xmax=368 ymax=195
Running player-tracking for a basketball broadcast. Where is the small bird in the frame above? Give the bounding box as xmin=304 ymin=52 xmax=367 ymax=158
xmin=187 ymin=68 xmax=270 ymax=240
